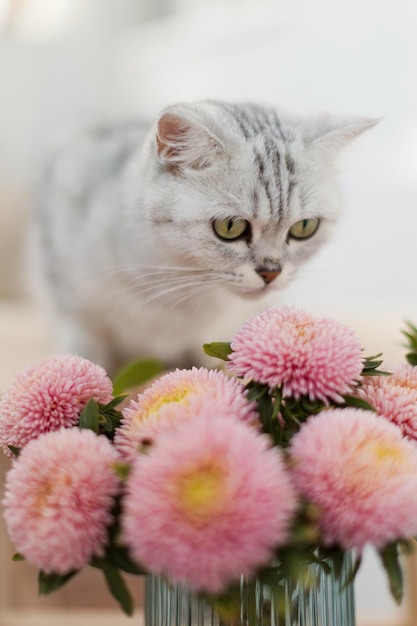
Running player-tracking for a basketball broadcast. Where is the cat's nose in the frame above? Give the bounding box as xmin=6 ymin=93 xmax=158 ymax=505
xmin=256 ymin=268 xmax=281 ymax=285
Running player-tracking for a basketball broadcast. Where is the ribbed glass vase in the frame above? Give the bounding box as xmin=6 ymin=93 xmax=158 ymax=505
xmin=145 ymin=558 xmax=355 ymax=626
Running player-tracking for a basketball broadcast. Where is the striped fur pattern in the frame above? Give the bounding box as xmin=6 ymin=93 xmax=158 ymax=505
xmin=32 ymin=101 xmax=375 ymax=371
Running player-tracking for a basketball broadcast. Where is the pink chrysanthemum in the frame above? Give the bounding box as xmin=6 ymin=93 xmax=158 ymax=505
xmin=121 ymin=413 xmax=297 ymax=594
xmin=0 ymin=354 xmax=113 ymax=456
xmin=289 ymin=408 xmax=417 ymax=551
xmin=358 ymin=364 xmax=417 ymax=442
xmin=114 ymin=367 xmax=257 ymax=462
xmin=3 ymin=428 xmax=120 ymax=574
xmin=228 ymin=306 xmax=363 ymax=403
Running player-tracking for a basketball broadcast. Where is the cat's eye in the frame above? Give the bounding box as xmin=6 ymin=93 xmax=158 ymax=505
xmin=212 ymin=217 xmax=250 ymax=241
xmin=288 ymin=218 xmax=320 ymax=240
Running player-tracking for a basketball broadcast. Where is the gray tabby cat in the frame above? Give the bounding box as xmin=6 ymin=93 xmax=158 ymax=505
xmin=32 ymin=101 xmax=375 ymax=372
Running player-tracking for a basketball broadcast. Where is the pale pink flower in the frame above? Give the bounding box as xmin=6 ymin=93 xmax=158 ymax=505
xmin=0 ymin=354 xmax=113 ymax=456
xmin=122 ymin=413 xmax=297 ymax=594
xmin=3 ymin=428 xmax=120 ymax=574
xmin=289 ymin=409 xmax=417 ymax=551
xmin=358 ymin=364 xmax=417 ymax=442
xmin=228 ymin=307 xmax=363 ymax=403
xmin=114 ymin=367 xmax=257 ymax=462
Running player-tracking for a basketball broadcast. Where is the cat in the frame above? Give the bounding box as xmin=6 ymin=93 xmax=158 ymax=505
xmin=31 ymin=101 xmax=376 ymax=373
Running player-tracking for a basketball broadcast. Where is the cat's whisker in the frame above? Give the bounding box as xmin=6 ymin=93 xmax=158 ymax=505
xmin=94 ymin=277 xmax=213 ymax=315
xmin=72 ymin=266 xmax=144 ymax=294
xmin=74 ymin=265 xmax=216 ymax=290
xmin=120 ymin=273 xmax=217 ymax=313
xmin=163 ymin=280 xmax=216 ymax=308
xmin=124 ymin=273 xmax=218 ymax=293
xmin=158 ymin=282 xmax=218 ymax=320
xmin=143 ymin=279 xmax=217 ymax=306
xmin=72 ymin=268 xmax=223 ymax=313
xmin=122 ymin=268 xmax=222 ymax=291
xmin=74 ymin=264 xmax=216 ymax=293
xmin=107 ymin=273 xmax=220 ymax=319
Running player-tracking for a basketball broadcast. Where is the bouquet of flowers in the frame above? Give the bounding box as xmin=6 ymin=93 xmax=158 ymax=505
xmin=1 ymin=306 xmax=417 ymax=620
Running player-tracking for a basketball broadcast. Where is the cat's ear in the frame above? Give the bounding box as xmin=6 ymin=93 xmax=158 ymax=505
xmin=156 ymin=110 xmax=225 ymax=170
xmin=304 ymin=116 xmax=380 ymax=160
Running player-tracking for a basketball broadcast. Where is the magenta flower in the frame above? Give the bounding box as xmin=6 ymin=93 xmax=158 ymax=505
xmin=289 ymin=408 xmax=417 ymax=551
xmin=121 ymin=413 xmax=297 ymax=594
xmin=3 ymin=428 xmax=120 ymax=574
xmin=358 ymin=364 xmax=417 ymax=442
xmin=114 ymin=367 xmax=257 ymax=462
xmin=228 ymin=307 xmax=363 ymax=403
xmin=0 ymin=354 xmax=113 ymax=456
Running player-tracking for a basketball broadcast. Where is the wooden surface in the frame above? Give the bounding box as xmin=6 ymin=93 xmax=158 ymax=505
xmin=0 ymin=611 xmax=144 ymax=626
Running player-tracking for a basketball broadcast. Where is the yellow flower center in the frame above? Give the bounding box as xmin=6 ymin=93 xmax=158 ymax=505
xmin=293 ymin=320 xmax=313 ymax=343
xmin=373 ymin=443 xmax=410 ymax=472
xmin=372 ymin=442 xmax=405 ymax=464
xmin=177 ymin=463 xmax=226 ymax=523
xmin=393 ymin=375 xmax=417 ymax=392
xmin=344 ymin=439 xmax=410 ymax=497
xmin=132 ymin=385 xmax=193 ymax=424
xmin=148 ymin=386 xmax=191 ymax=416
xmin=35 ymin=472 xmax=72 ymax=514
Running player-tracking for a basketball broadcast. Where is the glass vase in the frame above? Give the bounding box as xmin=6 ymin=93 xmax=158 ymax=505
xmin=145 ymin=557 xmax=355 ymax=626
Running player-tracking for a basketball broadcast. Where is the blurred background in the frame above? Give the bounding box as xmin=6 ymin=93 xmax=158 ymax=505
xmin=0 ymin=0 xmax=416 ymax=624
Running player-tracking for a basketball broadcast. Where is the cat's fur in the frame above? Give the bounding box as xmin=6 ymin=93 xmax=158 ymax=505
xmin=32 ymin=101 xmax=375 ymax=372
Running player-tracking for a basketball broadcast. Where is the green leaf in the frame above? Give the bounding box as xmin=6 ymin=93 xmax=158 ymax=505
xmin=398 ymin=538 xmax=415 ymax=555
xmin=379 ymin=543 xmax=404 ymax=604
xmin=7 ymin=445 xmax=20 ymax=458
xmin=112 ymin=461 xmax=131 ymax=480
xmin=112 ymin=358 xmax=164 ymax=395
xmin=79 ymin=398 xmax=100 ymax=433
xmin=362 ymin=354 xmax=384 ymax=369
xmin=246 ymin=382 xmax=269 ymax=403
xmin=402 ymin=331 xmax=417 ymax=351
xmin=341 ymin=395 xmax=376 ymax=411
xmin=362 ymin=369 xmax=392 ymax=377
xmin=102 ymin=394 xmax=130 ymax=411
xmin=402 ymin=322 xmax=417 ymax=365
xmin=105 ymin=544 xmax=146 ymax=576
xmin=271 ymin=388 xmax=283 ymax=421
xmin=406 ymin=352 xmax=417 ymax=366
xmin=38 ymin=570 xmax=78 ymax=595
xmin=299 ymin=397 xmax=323 ymax=414
xmin=402 ymin=321 xmax=417 ymax=348
xmin=361 ymin=353 xmax=391 ymax=377
xmin=91 ymin=558 xmax=134 ymax=616
xmin=307 ymin=553 xmax=332 ymax=574
xmin=340 ymin=554 xmax=362 ymax=590
xmin=99 ymin=413 xmax=115 ymax=433
xmin=202 ymin=342 xmax=232 ymax=361
xmin=211 ymin=584 xmax=245 ymax=624
xmin=328 ymin=548 xmax=347 ymax=581
xmin=12 ymin=552 xmax=25 ymax=561
xmin=97 ymin=400 xmax=125 ymax=438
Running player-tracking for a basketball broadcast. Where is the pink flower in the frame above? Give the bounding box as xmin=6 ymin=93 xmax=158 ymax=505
xmin=121 ymin=413 xmax=297 ymax=594
xmin=289 ymin=409 xmax=417 ymax=551
xmin=228 ymin=306 xmax=363 ymax=403
xmin=114 ymin=367 xmax=257 ymax=462
xmin=0 ymin=354 xmax=113 ymax=456
xmin=358 ymin=364 xmax=417 ymax=442
xmin=3 ymin=428 xmax=120 ymax=574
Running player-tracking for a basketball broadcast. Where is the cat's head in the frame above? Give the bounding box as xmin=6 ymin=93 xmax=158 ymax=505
xmin=140 ymin=101 xmax=376 ymax=297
